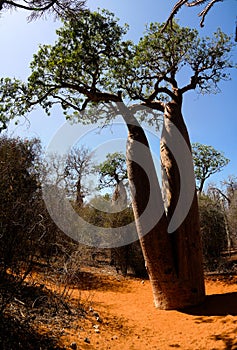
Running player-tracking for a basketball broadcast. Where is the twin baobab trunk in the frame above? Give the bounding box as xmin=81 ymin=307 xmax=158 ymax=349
xmin=119 ymin=102 xmax=205 ymax=309
xmin=160 ymin=100 xmax=205 ymax=306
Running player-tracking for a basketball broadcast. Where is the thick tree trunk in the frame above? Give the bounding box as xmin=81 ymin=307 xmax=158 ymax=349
xmin=160 ymin=100 xmax=205 ymax=305
xmin=119 ymin=103 xmax=205 ymax=309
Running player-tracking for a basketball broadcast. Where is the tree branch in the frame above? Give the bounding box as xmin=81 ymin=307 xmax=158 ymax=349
xmin=52 ymin=94 xmax=85 ymax=111
xmin=4 ymin=0 xmax=57 ymax=11
xmin=24 ymin=84 xmax=59 ymax=106
xmin=162 ymin=0 xmax=188 ymax=32
xmin=1 ymin=0 xmax=86 ymax=21
xmin=180 ymin=74 xmax=199 ymax=93
xmin=194 ymin=0 xmax=223 ymax=27
xmin=163 ymin=0 xmax=224 ymax=30
xmin=142 ymin=100 xmax=165 ymax=112
xmin=149 ymin=84 xmax=176 ymax=101
xmin=59 ymin=81 xmax=122 ymax=103
xmin=209 ymin=186 xmax=231 ymax=204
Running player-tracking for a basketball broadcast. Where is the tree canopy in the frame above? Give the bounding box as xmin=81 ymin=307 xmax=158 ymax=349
xmin=192 ymin=142 xmax=230 ymax=193
xmin=0 ymin=9 xmax=235 ymax=131
xmin=95 ymin=152 xmax=127 ymax=190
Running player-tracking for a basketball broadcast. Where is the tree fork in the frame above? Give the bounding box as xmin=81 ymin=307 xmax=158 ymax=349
xmin=119 ymin=103 xmax=205 ymax=309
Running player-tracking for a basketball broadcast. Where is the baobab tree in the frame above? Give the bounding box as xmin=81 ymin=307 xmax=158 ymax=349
xmin=95 ymin=152 xmax=128 ymax=208
xmin=192 ymin=143 xmax=229 ymax=194
xmin=64 ymin=145 xmax=94 ymax=207
xmin=0 ymin=10 xmax=235 ymax=309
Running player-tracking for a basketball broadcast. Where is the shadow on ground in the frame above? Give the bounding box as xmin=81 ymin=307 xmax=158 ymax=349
xmin=0 ymin=314 xmax=63 ymax=350
xmin=209 ymin=330 xmax=237 ymax=350
xmin=180 ymin=292 xmax=237 ymax=350
xmin=181 ymin=292 xmax=237 ymax=316
xmin=0 ymin=275 xmax=83 ymax=350
xmin=76 ymin=270 xmax=131 ymax=293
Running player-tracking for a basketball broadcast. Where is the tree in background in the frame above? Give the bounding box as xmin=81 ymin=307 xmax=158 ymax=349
xmin=226 ymin=177 xmax=237 ymax=248
xmin=95 ymin=152 xmax=146 ymax=277
xmin=42 ymin=152 xmax=67 ymax=187
xmin=208 ymin=176 xmax=237 ymax=250
xmin=65 ymin=145 xmax=94 ymax=207
xmin=95 ymin=152 xmax=129 ymax=275
xmin=0 ymin=10 xmax=235 ymax=309
xmin=198 ymin=194 xmax=227 ymax=270
xmin=95 ymin=152 xmax=128 ymax=208
xmin=192 ymin=142 xmax=229 ymax=194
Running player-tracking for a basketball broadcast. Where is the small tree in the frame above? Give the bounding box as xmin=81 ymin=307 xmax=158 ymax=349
xmin=192 ymin=142 xmax=229 ymax=194
xmin=96 ymin=152 xmax=128 ymax=206
xmin=65 ymin=145 xmax=94 ymax=207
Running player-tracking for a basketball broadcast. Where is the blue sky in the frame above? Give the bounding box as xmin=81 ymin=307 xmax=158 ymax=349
xmin=0 ymin=0 xmax=236 ymax=189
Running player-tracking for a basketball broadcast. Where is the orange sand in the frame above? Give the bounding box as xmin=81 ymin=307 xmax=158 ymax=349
xmin=55 ymin=267 xmax=237 ymax=350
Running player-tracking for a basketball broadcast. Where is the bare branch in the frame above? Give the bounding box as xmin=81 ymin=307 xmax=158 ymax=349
xmin=163 ymin=0 xmax=224 ymax=30
xmin=186 ymin=0 xmax=210 ymax=6
xmin=208 ymin=186 xmax=231 ymax=204
xmin=0 ymin=0 xmax=86 ymax=20
xmin=4 ymin=0 xmax=57 ymax=11
xmin=162 ymin=0 xmax=188 ymax=32
xmin=197 ymin=0 xmax=223 ymax=27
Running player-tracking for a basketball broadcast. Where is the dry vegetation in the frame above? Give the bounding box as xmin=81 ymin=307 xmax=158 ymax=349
xmin=1 ymin=136 xmax=237 ymax=349
xmin=1 ymin=259 xmax=237 ymax=350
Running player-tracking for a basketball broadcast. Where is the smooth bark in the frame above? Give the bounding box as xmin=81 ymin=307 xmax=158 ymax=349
xmin=160 ymin=100 xmax=205 ymax=305
xmin=119 ymin=103 xmax=205 ymax=309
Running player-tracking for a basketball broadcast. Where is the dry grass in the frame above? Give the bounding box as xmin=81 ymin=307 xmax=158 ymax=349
xmin=1 ymin=264 xmax=237 ymax=349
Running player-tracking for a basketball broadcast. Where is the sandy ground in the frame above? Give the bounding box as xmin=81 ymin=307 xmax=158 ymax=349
xmin=52 ymin=267 xmax=237 ymax=350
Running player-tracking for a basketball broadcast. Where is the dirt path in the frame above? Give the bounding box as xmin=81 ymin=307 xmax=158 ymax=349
xmin=58 ymin=267 xmax=237 ymax=350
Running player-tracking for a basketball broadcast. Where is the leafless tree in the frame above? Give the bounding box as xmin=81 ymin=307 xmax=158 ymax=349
xmin=64 ymin=145 xmax=94 ymax=207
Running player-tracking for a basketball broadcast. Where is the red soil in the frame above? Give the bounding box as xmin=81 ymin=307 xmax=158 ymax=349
xmin=51 ymin=267 xmax=237 ymax=350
